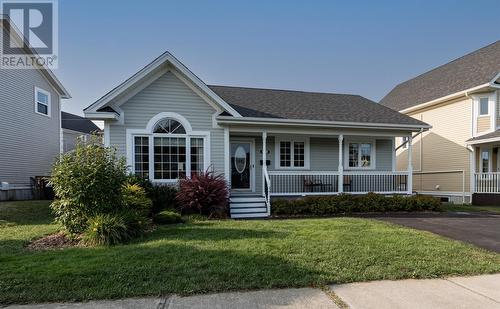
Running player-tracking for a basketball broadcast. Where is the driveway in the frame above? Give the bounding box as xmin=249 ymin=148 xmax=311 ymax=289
xmin=372 ymin=212 xmax=500 ymax=252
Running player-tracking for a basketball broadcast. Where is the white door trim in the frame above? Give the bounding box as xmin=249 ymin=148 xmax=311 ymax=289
xmin=230 ymin=138 xmax=256 ymax=192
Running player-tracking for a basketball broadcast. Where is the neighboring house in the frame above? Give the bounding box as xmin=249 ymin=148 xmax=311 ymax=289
xmin=85 ymin=52 xmax=429 ymax=218
xmin=0 ymin=16 xmax=71 ymax=200
xmin=381 ymin=41 xmax=500 ymax=204
xmin=62 ymin=112 xmax=101 ymax=152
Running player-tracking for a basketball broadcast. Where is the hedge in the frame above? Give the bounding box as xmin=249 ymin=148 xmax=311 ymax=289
xmin=271 ymin=193 xmax=442 ymax=216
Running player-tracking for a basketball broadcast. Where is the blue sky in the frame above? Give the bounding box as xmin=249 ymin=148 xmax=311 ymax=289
xmin=57 ymin=0 xmax=499 ymax=116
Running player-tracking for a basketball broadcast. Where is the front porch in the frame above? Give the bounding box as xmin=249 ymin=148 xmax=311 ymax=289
xmin=468 ymin=136 xmax=500 ymax=205
xmin=227 ymin=130 xmax=414 ymax=218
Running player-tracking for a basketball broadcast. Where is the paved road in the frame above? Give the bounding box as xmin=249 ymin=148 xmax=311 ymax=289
xmin=5 ymin=274 xmax=500 ymax=308
xmin=372 ymin=212 xmax=500 ymax=252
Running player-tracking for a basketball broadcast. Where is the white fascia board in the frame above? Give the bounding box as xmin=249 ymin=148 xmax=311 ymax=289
xmin=83 ymin=52 xmax=241 ymax=117
xmin=399 ymin=83 xmax=491 ymax=114
xmin=83 ymin=111 xmax=119 ymax=120
xmin=466 ymin=136 xmax=500 ymax=145
xmin=216 ymin=116 xmax=431 ymax=131
xmin=0 ymin=16 xmax=70 ymax=98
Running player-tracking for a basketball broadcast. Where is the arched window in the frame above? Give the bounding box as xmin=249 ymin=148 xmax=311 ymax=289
xmin=131 ymin=114 xmax=207 ymax=182
xmin=153 ymin=118 xmax=186 ymax=134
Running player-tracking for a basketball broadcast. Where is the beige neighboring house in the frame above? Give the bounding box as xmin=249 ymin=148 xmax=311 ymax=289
xmin=381 ymin=41 xmax=500 ymax=204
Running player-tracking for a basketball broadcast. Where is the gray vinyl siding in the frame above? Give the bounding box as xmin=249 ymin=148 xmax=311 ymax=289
xmin=310 ymin=138 xmax=339 ymax=171
xmin=107 ymin=71 xmax=225 ymax=175
xmin=0 ymin=64 xmax=61 ymax=186
xmin=232 ymin=135 xmax=393 ymax=194
xmin=375 ymin=139 xmax=393 ymax=171
xmin=63 ymin=130 xmax=89 ymax=152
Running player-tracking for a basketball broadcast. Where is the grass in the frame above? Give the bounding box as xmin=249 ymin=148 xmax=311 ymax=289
xmin=443 ymin=204 xmax=500 ymax=214
xmin=1 ymin=201 xmax=499 ymax=304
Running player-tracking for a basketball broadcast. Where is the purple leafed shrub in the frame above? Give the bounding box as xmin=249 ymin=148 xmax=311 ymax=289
xmin=176 ymin=170 xmax=229 ymax=219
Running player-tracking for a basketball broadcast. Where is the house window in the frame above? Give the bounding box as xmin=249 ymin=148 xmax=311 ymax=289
xmin=348 ymin=142 xmax=373 ymax=168
xmin=154 ymin=137 xmax=186 ymax=180
xmin=481 ymin=150 xmax=490 ymax=173
xmin=134 ymin=136 xmax=149 ymax=178
xmin=132 ymin=117 xmax=206 ymax=182
xmin=35 ymin=87 xmax=50 ymax=116
xmin=293 ymin=142 xmax=305 ymax=167
xmin=276 ymin=138 xmax=309 ymax=168
xmin=279 ymin=141 xmax=291 ymax=167
xmin=479 ymin=98 xmax=489 ymax=116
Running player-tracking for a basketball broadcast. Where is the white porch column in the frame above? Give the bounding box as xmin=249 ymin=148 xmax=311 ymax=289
xmin=470 ymin=146 xmax=476 ymax=194
xmin=262 ymin=130 xmax=267 ymax=197
xmin=224 ymin=128 xmax=230 ymax=185
xmin=338 ymin=134 xmax=344 ymax=193
xmin=407 ymin=135 xmax=413 ymax=195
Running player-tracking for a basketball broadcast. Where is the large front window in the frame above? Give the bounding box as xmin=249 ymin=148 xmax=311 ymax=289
xmin=348 ymin=142 xmax=373 ymax=168
xmin=132 ymin=117 xmax=205 ymax=181
xmin=154 ymin=137 xmax=186 ymax=180
xmin=276 ymin=138 xmax=308 ymax=168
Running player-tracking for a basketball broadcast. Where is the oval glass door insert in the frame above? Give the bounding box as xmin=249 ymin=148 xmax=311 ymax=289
xmin=234 ymin=146 xmax=247 ymax=173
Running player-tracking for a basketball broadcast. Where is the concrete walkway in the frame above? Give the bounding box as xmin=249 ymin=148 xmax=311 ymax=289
xmin=5 ymin=274 xmax=500 ymax=309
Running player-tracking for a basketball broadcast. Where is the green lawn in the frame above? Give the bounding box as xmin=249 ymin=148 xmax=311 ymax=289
xmin=444 ymin=204 xmax=500 ymax=214
xmin=1 ymin=201 xmax=499 ymax=304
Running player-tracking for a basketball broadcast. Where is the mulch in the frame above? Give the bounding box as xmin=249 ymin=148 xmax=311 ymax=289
xmin=26 ymin=232 xmax=81 ymax=251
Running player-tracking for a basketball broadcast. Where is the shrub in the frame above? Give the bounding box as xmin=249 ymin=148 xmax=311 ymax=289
xmin=122 ymin=183 xmax=152 ymax=217
xmin=176 ymin=170 xmax=229 ymax=218
xmin=50 ymin=137 xmax=127 ymax=234
xmin=154 ymin=210 xmax=183 ymax=225
xmin=83 ymin=213 xmax=129 ymax=246
xmin=121 ymin=210 xmax=148 ymax=238
xmin=126 ymin=175 xmax=178 ymax=214
xmin=149 ymin=185 xmax=178 ymax=214
xmin=271 ymin=194 xmax=442 ymax=216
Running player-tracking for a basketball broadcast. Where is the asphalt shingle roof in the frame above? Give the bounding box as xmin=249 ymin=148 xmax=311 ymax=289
xmin=467 ymin=130 xmax=500 ymax=143
xmin=62 ymin=112 xmax=101 ymax=134
xmin=380 ymin=41 xmax=500 ymax=111
xmin=209 ymin=85 xmax=427 ymax=126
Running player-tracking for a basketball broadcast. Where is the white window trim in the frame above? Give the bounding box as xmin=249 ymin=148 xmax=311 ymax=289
xmin=34 ymin=86 xmax=51 ymax=117
xmin=126 ymin=112 xmax=210 ymax=183
xmin=472 ymin=93 xmax=496 ymax=136
xmin=274 ymin=136 xmax=310 ymax=170
xmin=344 ymin=139 xmax=376 ymax=170
xmin=478 ymin=97 xmax=490 ymax=116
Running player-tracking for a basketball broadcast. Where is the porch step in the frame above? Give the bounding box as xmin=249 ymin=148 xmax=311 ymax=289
xmin=230 ymin=195 xmax=268 ymax=219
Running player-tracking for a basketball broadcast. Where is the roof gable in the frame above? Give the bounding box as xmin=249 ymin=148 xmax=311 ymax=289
xmin=380 ymin=40 xmax=500 ymax=111
xmin=84 ymin=52 xmax=242 ymax=118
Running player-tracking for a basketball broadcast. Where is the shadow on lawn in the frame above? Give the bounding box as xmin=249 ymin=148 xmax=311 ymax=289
xmin=147 ymin=224 xmax=289 ymax=241
xmin=2 ymin=242 xmax=323 ymax=304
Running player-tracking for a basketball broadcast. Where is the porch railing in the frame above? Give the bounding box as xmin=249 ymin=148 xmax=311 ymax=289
xmin=343 ymin=171 xmax=409 ymax=194
xmin=474 ymin=173 xmax=500 ymax=193
xmin=268 ymin=171 xmax=408 ymax=196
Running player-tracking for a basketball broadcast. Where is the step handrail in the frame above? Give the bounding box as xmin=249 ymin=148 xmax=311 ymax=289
xmin=263 ymin=165 xmax=271 ymax=216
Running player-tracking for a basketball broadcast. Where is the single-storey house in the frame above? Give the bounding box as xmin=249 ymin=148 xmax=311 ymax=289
xmin=85 ymin=52 xmax=430 ymax=218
